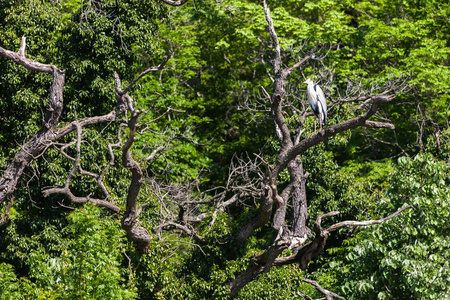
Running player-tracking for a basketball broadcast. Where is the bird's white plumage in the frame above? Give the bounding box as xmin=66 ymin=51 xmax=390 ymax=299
xmin=304 ymin=78 xmax=327 ymax=126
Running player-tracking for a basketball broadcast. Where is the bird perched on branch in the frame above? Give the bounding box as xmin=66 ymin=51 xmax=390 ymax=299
xmin=304 ymin=78 xmax=327 ymax=131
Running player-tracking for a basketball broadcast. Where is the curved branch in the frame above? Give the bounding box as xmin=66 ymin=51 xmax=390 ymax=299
xmin=121 ymin=107 xmax=152 ymax=252
xmin=54 ymin=110 xmax=124 ymax=139
xmin=314 ymin=211 xmax=340 ymax=234
xmin=272 ymin=205 xmax=413 ymax=269
xmin=324 ymin=204 xmax=413 ymax=235
xmin=159 ymin=0 xmax=189 ymax=6
xmin=0 ymin=37 xmax=65 ymax=205
xmin=273 ymin=95 xmax=395 ymax=177
xmin=363 ymin=120 xmax=395 ymax=130
xmin=263 ymin=0 xmax=291 ymax=148
xmin=42 ymin=122 xmax=120 ymax=213
xmin=262 ymin=0 xmax=281 ymax=74
xmin=43 ymin=187 xmax=121 ymax=213
xmin=0 ymin=36 xmax=53 ymax=73
xmin=156 ymin=221 xmax=206 ymax=243
xmin=283 ymin=41 xmax=321 ymax=77
xmin=122 ymin=51 xmax=173 ymax=94
xmin=303 ymin=278 xmax=344 ymax=300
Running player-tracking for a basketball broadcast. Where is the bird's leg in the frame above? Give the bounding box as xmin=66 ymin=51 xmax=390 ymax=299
xmin=314 ymin=119 xmax=317 ymax=133
xmin=318 ymin=113 xmax=322 ymax=131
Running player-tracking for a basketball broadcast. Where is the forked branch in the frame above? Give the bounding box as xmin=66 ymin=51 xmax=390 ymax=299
xmin=272 ymin=205 xmax=414 ymax=269
xmin=42 ymin=122 xmax=121 ymax=213
xmin=0 ymin=36 xmax=53 ymax=73
xmin=0 ymin=37 xmax=65 ymax=205
xmin=122 ymin=50 xmax=173 ymax=94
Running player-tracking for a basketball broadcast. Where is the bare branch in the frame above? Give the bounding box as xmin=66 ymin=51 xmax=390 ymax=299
xmin=261 ymin=86 xmax=271 ymax=100
xmin=54 ymin=140 xmax=77 ymax=161
xmin=121 ymin=107 xmax=152 ymax=252
xmin=156 ymin=221 xmax=206 ymax=243
xmin=136 ymin=203 xmax=151 ymax=217
xmin=122 ymin=51 xmax=173 ymax=94
xmin=363 ymin=120 xmax=395 ymax=130
xmin=0 ymin=37 xmax=65 ymax=205
xmin=159 ymin=0 xmax=189 ymax=6
xmin=43 ymin=187 xmax=121 ymax=213
xmin=0 ymin=39 xmax=130 ymax=204
xmin=262 ymin=0 xmax=281 ymax=74
xmin=303 ymin=278 xmax=344 ymax=300
xmin=271 ymin=205 xmax=413 ymax=270
xmin=314 ymin=211 xmax=341 ymax=234
xmin=144 ymin=142 xmax=171 ymax=162
xmin=324 ymin=205 xmax=413 ymax=235
xmin=283 ymin=41 xmax=321 ymax=77
xmin=54 ymin=109 xmax=126 ymax=140
xmin=273 ymin=95 xmax=395 ymax=178
xmin=42 ymin=122 xmax=121 ymax=213
xmin=296 ymin=290 xmax=314 ymax=300
xmin=0 ymin=37 xmax=53 ymax=73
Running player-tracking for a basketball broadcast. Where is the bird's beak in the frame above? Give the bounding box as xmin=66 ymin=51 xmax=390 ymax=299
xmin=303 ymin=80 xmax=307 ymax=84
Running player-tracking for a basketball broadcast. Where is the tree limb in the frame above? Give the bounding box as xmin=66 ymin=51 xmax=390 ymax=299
xmin=283 ymin=41 xmax=321 ymax=77
xmin=363 ymin=120 xmax=395 ymax=130
xmin=273 ymin=95 xmax=395 ymax=178
xmin=0 ymin=37 xmax=65 ymax=205
xmin=119 ymin=82 xmax=152 ymax=252
xmin=42 ymin=122 xmax=121 ymax=213
xmin=0 ymin=36 xmax=53 ymax=73
xmin=156 ymin=221 xmax=206 ymax=243
xmin=303 ymin=278 xmax=344 ymax=300
xmin=271 ymin=205 xmax=413 ymax=269
xmin=159 ymin=0 xmax=189 ymax=6
xmin=324 ymin=204 xmax=413 ymax=235
xmin=43 ymin=187 xmax=121 ymax=213
xmin=122 ymin=51 xmax=173 ymax=95
xmin=0 ymin=37 xmax=172 ymax=252
xmin=262 ymin=0 xmax=281 ymax=74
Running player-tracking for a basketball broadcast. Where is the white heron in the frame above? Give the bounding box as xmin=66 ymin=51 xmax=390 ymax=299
xmin=304 ymin=78 xmax=327 ymax=131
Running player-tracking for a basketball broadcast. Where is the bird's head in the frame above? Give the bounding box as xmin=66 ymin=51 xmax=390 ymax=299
xmin=303 ymin=78 xmax=313 ymax=85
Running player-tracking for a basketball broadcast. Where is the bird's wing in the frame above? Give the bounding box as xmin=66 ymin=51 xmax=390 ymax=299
xmin=314 ymin=84 xmax=327 ymax=122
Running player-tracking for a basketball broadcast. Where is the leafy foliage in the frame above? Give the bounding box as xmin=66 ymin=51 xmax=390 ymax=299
xmin=317 ymin=153 xmax=450 ymax=299
xmin=0 ymin=204 xmax=136 ymax=299
xmin=1 ymin=0 xmax=449 ymax=298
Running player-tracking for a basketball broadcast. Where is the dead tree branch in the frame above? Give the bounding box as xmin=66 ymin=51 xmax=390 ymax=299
xmin=272 ymin=205 xmax=413 ymax=269
xmin=122 ymin=51 xmax=173 ymax=95
xmin=159 ymin=0 xmax=189 ymax=6
xmin=155 ymin=221 xmax=206 ymax=243
xmin=303 ymin=278 xmax=345 ymax=300
xmin=323 ymin=204 xmax=413 ymax=235
xmin=0 ymin=37 xmax=65 ymax=205
xmin=42 ymin=122 xmax=121 ymax=213
xmin=363 ymin=120 xmax=395 ymax=130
